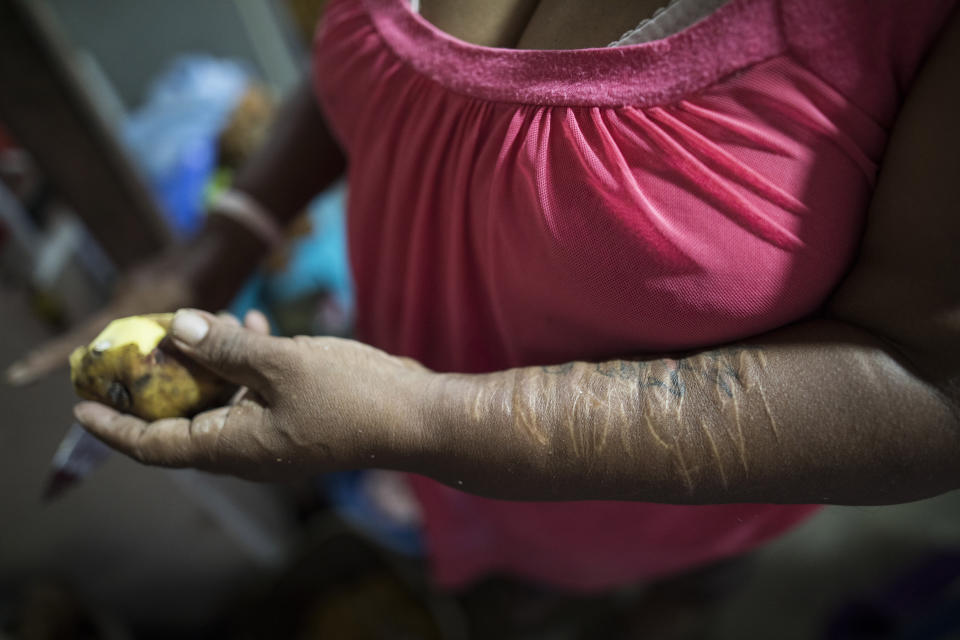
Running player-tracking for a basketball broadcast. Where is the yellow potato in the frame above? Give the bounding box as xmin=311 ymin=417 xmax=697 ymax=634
xmin=69 ymin=314 xmax=233 ymax=421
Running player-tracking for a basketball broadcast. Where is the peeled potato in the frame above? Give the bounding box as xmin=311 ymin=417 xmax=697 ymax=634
xmin=69 ymin=314 xmax=233 ymax=421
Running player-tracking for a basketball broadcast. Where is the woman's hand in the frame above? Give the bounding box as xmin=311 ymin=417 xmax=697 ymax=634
xmin=72 ymin=310 xmax=432 ymax=481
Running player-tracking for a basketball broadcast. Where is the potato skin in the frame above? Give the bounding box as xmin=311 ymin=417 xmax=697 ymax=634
xmin=70 ymin=315 xmax=233 ymax=420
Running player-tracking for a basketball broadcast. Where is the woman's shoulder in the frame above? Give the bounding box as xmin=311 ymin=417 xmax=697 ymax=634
xmin=780 ymin=0 xmax=958 ymax=126
xmin=824 ymin=6 xmax=960 ymax=412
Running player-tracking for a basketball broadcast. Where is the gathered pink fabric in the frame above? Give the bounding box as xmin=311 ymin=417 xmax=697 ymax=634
xmin=313 ymin=0 xmax=956 ymax=590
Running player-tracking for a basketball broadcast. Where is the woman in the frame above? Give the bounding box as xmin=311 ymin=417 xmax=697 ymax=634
xmin=11 ymin=0 xmax=960 ymax=591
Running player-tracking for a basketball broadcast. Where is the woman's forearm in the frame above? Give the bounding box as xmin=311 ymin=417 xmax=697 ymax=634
xmin=233 ymin=77 xmax=346 ymax=226
xmin=184 ymin=77 xmax=346 ymax=307
xmin=416 ymin=319 xmax=960 ymax=505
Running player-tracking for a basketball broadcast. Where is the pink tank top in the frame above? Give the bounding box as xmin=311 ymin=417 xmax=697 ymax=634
xmin=313 ymin=0 xmax=956 ymax=590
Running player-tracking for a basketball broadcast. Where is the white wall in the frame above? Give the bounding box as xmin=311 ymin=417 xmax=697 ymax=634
xmin=43 ymin=0 xmax=303 ymax=110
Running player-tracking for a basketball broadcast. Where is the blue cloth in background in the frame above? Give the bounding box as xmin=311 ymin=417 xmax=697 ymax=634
xmin=228 ymin=181 xmax=353 ymax=329
xmin=321 ymin=472 xmax=425 ymax=557
xmin=123 ymin=56 xmax=251 ymax=237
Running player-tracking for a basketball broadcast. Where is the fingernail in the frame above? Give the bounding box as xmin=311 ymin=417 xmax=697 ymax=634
xmin=172 ymin=310 xmax=209 ymax=346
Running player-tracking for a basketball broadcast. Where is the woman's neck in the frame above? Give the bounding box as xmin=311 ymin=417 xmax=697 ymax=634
xmin=418 ymin=0 xmax=677 ymax=50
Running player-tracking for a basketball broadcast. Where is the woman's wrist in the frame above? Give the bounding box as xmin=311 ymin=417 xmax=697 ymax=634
xmin=207 ymin=189 xmax=286 ymax=253
xmin=409 ymin=370 xmax=508 ymax=489
xmin=183 ymin=213 xmax=271 ymax=309
xmin=350 ymin=352 xmax=446 ymax=475
xmin=404 ymin=369 xmax=446 ymax=473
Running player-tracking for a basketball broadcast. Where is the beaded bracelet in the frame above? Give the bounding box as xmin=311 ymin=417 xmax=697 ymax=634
xmin=207 ymin=189 xmax=285 ymax=252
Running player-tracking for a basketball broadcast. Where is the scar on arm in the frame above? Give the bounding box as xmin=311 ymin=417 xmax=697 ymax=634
xmin=673 ymin=365 xmax=686 ymax=422
xmin=729 ymin=387 xmax=750 ymax=476
xmin=587 ymin=383 xmax=615 ymax=457
xmin=612 ymin=379 xmax=636 ymax=456
xmin=719 ymin=351 xmax=742 ymax=400
xmin=709 ymin=352 xmax=750 ymax=476
xmin=470 ymin=384 xmax=484 ymax=422
xmin=567 ymin=382 xmax=583 ymax=458
xmin=756 ymin=349 xmax=768 ymax=368
xmin=756 ymin=382 xmax=780 ymax=443
xmin=643 ymin=412 xmax=672 ymax=451
xmin=639 ymin=383 xmax=695 ymax=494
xmin=671 ymin=430 xmax=696 ymax=495
xmin=569 ymin=363 xmax=614 ymax=459
xmin=742 ymin=350 xmax=780 ymax=443
xmin=699 ymin=417 xmax=728 ymax=490
xmin=598 ymin=375 xmax=642 ymax=455
xmin=712 ymin=354 xmax=728 ymax=405
xmin=510 ymin=369 xmax=550 ymax=446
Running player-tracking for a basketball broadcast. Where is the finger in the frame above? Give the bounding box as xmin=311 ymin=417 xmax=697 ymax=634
xmin=73 ymin=401 xmax=182 ymax=466
xmin=5 ymin=307 xmax=117 ymax=386
xmin=74 ymin=402 xmax=254 ymax=469
xmin=144 ymin=402 xmax=268 ymax=473
xmin=137 ymin=406 xmax=233 ymax=467
xmin=167 ymin=309 xmax=290 ymax=395
xmin=243 ymin=309 xmax=271 ymax=335
xmin=217 ymin=311 xmax=241 ymax=327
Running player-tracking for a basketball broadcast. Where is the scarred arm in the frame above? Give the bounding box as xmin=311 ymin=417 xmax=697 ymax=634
xmin=413 ymin=9 xmax=960 ymax=505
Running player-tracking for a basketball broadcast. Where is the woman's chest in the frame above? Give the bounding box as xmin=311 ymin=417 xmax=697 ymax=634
xmin=312 ymin=0 xmax=954 ymax=363
xmin=335 ymin=57 xmax=887 ymax=362
xmin=416 ymin=0 xmax=673 ymax=49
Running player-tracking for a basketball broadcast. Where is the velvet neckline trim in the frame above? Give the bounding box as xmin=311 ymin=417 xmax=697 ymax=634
xmin=362 ymin=0 xmax=786 ymax=107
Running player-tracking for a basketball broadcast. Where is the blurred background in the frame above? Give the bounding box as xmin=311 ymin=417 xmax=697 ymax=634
xmin=1 ymin=0 xmax=959 ymax=638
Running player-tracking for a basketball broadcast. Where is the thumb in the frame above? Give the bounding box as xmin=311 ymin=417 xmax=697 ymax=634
xmin=169 ymin=309 xmax=288 ymax=395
